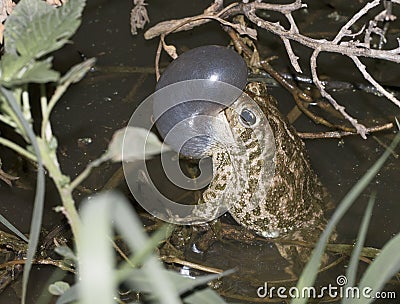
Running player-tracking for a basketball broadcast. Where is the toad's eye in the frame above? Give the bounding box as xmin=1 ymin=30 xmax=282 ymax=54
xmin=239 ymin=108 xmax=257 ymax=126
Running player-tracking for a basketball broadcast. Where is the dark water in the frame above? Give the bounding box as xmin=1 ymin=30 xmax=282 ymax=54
xmin=0 ymin=0 xmax=399 ymax=303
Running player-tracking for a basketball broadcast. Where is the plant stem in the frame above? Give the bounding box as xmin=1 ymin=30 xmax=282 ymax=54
xmin=0 ymin=137 xmax=36 ymax=161
xmin=21 ymin=86 xmax=32 ymax=124
xmin=41 ymin=80 xmax=71 ymax=141
xmin=0 ymin=114 xmax=17 ymax=128
xmin=40 ymin=84 xmax=52 ymax=141
xmin=70 ymin=154 xmax=108 ymax=190
xmin=39 ymin=143 xmax=81 ymax=239
xmin=58 ymin=186 xmax=81 ymax=239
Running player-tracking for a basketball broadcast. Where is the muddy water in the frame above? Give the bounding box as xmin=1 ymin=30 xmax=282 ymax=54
xmin=0 ymin=0 xmax=399 ymax=303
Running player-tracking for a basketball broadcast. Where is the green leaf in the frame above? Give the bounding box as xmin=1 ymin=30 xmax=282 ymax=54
xmin=111 ymin=192 xmax=182 ymax=304
xmin=54 ymin=245 xmax=77 ymax=265
xmin=0 ymin=213 xmax=28 ymax=242
xmin=106 ymin=126 xmax=170 ymax=162
xmin=343 ymin=192 xmax=375 ymax=304
xmin=79 ymin=191 xmax=182 ymax=304
xmin=55 ymin=283 xmax=80 ymax=304
xmin=59 ymin=58 xmax=96 ymax=85
xmin=48 ymin=281 xmax=70 ymax=296
xmin=79 ymin=192 xmax=115 ymax=304
xmin=351 ymin=232 xmax=400 ymax=304
xmin=0 ymin=0 xmax=86 ymax=85
xmin=77 ymin=191 xmax=228 ymax=304
xmin=0 ymin=55 xmax=59 ymax=85
xmin=4 ymin=0 xmax=85 ymax=56
xmin=117 ymin=224 xmax=174 ymax=279
xmin=40 ymin=58 xmax=96 ymax=133
xmin=0 ymin=87 xmax=46 ymax=304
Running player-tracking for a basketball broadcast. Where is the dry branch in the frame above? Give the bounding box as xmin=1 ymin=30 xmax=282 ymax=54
xmin=144 ymin=0 xmax=400 ymax=138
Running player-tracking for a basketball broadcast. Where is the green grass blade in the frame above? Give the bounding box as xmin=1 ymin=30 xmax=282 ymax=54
xmin=342 ymin=192 xmax=375 ymax=304
xmin=0 ymin=213 xmax=28 ymax=242
xmin=111 ymin=192 xmax=182 ymax=304
xmin=78 ymin=191 xmax=183 ymax=304
xmin=116 ymin=223 xmax=174 ymax=281
xmin=78 ymin=192 xmax=115 ymax=304
xmin=291 ymin=132 xmax=400 ymax=304
xmin=0 ymin=87 xmax=45 ymax=304
xmin=350 ymin=232 xmax=400 ymax=304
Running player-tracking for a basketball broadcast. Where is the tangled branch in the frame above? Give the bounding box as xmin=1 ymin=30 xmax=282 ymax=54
xmin=144 ymin=0 xmax=400 ymax=138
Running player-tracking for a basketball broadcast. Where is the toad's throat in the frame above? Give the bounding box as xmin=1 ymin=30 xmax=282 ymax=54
xmin=202 ymin=82 xmax=327 ymax=238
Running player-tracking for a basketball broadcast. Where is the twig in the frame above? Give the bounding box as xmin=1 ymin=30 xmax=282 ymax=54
xmin=225 ymin=27 xmax=312 ymax=102
xmin=226 ymin=28 xmax=361 ymax=132
xmin=298 ymin=122 xmax=393 ymax=139
xmin=332 ymin=0 xmax=380 ymax=44
xmin=161 ymin=255 xmax=223 ymax=274
xmin=147 ymin=0 xmax=400 ymax=138
xmin=310 ymin=48 xmax=368 ymax=138
xmin=146 ymin=0 xmax=400 ymax=63
xmin=144 ymin=0 xmax=230 ymax=39
xmin=70 ymin=154 xmax=108 ymax=190
xmin=243 ymin=3 xmax=400 ymax=63
xmin=291 ymin=94 xmax=354 ymax=132
xmin=0 ymin=258 xmax=75 ymax=273
xmin=351 ymin=55 xmax=400 ymax=107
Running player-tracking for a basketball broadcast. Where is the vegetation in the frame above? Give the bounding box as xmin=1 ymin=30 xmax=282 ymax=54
xmin=0 ymin=1 xmax=398 ymax=304
xmin=0 ymin=0 xmax=228 ymax=303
